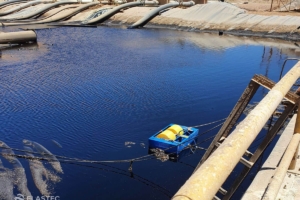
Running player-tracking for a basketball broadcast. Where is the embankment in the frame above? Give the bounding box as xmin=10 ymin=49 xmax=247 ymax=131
xmin=104 ymin=2 xmax=300 ymax=40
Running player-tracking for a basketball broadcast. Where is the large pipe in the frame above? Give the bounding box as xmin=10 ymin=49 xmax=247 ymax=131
xmin=172 ymin=61 xmax=300 ymax=200
xmin=83 ymin=1 xmax=143 ymax=24
xmin=0 ymin=1 xmax=77 ymax=20
xmin=2 ymin=2 xmax=99 ymax=26
xmin=128 ymin=1 xmax=194 ymax=29
xmin=0 ymin=0 xmax=53 ymax=16
xmin=0 ymin=30 xmax=37 ymax=44
xmin=37 ymin=2 xmax=99 ymax=22
xmin=262 ymin=106 xmax=300 ymax=200
xmin=128 ymin=2 xmax=178 ymax=29
xmin=0 ymin=0 xmax=28 ymax=9
xmin=16 ymin=4 xmax=78 ymax=22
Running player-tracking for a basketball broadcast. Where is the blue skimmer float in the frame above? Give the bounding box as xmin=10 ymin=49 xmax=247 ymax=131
xmin=148 ymin=124 xmax=199 ymax=154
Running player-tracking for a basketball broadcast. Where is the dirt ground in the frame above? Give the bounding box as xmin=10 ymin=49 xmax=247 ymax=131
xmin=227 ymin=0 xmax=300 ymax=16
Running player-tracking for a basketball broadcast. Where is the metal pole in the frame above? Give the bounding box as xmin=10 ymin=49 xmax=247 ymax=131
xmin=172 ymin=61 xmax=300 ymax=200
xmin=223 ymin=102 xmax=296 ymax=200
xmin=262 ymin=102 xmax=300 ymax=200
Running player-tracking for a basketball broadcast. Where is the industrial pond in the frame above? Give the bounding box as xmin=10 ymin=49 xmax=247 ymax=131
xmin=1 ymin=26 xmax=300 ymax=200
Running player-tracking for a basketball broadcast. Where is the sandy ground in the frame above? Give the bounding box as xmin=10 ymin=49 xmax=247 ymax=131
xmin=228 ymin=0 xmax=300 ymax=15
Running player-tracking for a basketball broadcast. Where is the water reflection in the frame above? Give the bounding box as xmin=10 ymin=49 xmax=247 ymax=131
xmin=24 ymin=146 xmax=61 ymax=196
xmin=23 ymin=140 xmax=63 ymax=174
xmin=0 ymin=158 xmax=15 ymax=200
xmin=190 ymin=34 xmax=300 ymax=53
xmin=0 ymin=141 xmax=31 ymax=198
xmin=0 ymin=141 xmax=62 ymax=198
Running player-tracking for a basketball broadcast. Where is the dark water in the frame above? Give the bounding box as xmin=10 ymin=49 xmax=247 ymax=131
xmin=1 ymin=26 xmax=300 ymax=199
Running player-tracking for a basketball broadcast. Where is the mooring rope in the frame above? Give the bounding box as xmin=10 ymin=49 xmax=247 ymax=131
xmin=47 ymin=158 xmax=173 ymax=198
xmin=0 ymin=147 xmax=154 ymax=163
xmin=198 ymin=122 xmax=224 ymax=136
xmin=0 ymin=117 xmax=229 ymax=174
xmin=191 ymin=118 xmax=227 ymax=128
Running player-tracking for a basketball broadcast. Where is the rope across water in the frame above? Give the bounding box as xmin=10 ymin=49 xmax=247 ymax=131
xmin=0 ymin=117 xmax=227 ymax=165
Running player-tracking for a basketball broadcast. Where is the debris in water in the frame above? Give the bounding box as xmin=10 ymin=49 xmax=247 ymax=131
xmin=23 ymin=139 xmax=63 ymax=174
xmin=125 ymin=141 xmax=135 ymax=146
xmin=51 ymin=140 xmax=62 ymax=148
xmin=0 ymin=141 xmax=31 ymax=198
xmin=150 ymin=148 xmax=169 ymax=162
xmin=140 ymin=143 xmax=145 ymax=148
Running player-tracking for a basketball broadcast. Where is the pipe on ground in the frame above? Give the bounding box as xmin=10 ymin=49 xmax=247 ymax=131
xmin=16 ymin=4 xmax=79 ymax=22
xmin=2 ymin=2 xmax=99 ymax=26
xmin=83 ymin=1 xmax=143 ymax=24
xmin=0 ymin=1 xmax=77 ymax=20
xmin=0 ymin=0 xmax=53 ymax=16
xmin=128 ymin=2 xmax=179 ymax=29
xmin=0 ymin=30 xmax=37 ymax=44
xmin=0 ymin=0 xmax=28 ymax=9
xmin=262 ymin=106 xmax=300 ymax=200
xmin=172 ymin=61 xmax=300 ymax=200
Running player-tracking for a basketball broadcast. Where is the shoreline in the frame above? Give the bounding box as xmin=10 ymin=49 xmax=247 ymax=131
xmin=101 ymin=3 xmax=300 ymax=41
xmin=0 ymin=2 xmax=300 ymax=41
xmin=103 ymin=18 xmax=300 ymax=42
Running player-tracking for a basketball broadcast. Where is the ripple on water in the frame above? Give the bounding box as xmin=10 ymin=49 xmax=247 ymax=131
xmin=0 ymin=27 xmax=299 ymax=199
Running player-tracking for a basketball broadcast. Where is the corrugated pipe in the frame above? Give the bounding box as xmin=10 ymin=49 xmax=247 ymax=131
xmin=0 ymin=30 xmax=37 ymax=44
xmin=172 ymin=61 xmax=300 ymax=200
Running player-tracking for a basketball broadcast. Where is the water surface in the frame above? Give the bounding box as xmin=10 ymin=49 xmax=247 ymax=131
xmin=1 ymin=27 xmax=300 ymax=199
